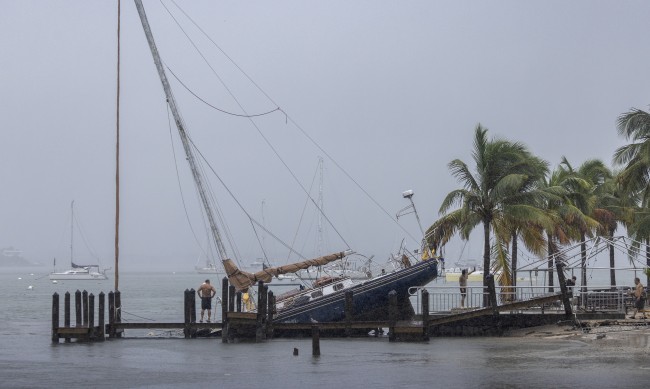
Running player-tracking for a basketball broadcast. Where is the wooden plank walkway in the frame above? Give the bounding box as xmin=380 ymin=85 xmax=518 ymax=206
xmin=427 ymin=293 xmax=564 ymax=326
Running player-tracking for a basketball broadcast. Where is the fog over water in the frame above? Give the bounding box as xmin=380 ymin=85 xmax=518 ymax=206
xmin=1 ymin=1 xmax=649 ymax=272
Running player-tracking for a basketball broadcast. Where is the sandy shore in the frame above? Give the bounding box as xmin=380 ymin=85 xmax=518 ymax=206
xmin=505 ymin=319 xmax=650 ymax=354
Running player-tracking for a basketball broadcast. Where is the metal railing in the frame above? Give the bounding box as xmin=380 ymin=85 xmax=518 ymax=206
xmin=409 ymin=285 xmax=631 ymax=315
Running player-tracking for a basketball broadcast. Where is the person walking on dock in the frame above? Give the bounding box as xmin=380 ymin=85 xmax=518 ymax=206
xmin=197 ymin=279 xmax=216 ymax=323
xmin=629 ymin=277 xmax=646 ymax=319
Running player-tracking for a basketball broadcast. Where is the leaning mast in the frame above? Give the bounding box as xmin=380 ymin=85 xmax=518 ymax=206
xmin=133 ymin=0 xmax=229 ymax=262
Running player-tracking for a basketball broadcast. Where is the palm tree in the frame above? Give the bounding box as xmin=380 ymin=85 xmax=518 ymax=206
xmin=614 ymin=106 xmax=650 ymax=286
xmin=624 ymin=191 xmax=650 ymax=286
xmin=614 ymin=106 xmax=650 ymax=194
xmin=491 ymin=156 xmax=550 ymax=288
xmin=559 ymin=158 xmax=613 ymax=287
xmin=428 ymin=124 xmax=548 ymax=301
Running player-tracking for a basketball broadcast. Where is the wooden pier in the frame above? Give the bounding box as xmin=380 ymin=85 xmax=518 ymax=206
xmin=52 ymin=263 xmax=589 ymax=343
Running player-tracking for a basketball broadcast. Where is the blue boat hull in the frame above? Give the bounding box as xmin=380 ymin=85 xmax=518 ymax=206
xmin=274 ymin=259 xmax=438 ymax=324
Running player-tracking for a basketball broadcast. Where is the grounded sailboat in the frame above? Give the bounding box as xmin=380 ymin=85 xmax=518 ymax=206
xmin=50 ymin=201 xmax=109 ymax=281
xmin=133 ymin=1 xmax=438 ymax=324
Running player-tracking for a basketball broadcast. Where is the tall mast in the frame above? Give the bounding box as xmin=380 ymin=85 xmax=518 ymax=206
xmin=114 ymin=0 xmax=121 ymax=292
xmin=133 ymin=0 xmax=229 ymax=261
xmin=316 ymin=157 xmax=324 ymax=256
xmin=70 ymin=200 xmax=74 ymax=265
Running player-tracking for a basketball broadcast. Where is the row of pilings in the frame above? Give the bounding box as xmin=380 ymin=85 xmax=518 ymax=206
xmin=51 ymin=290 xmax=122 ymax=343
xmin=52 ymin=263 xmax=576 ymax=343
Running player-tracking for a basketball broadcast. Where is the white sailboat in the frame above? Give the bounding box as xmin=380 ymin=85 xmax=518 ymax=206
xmin=49 ymin=201 xmax=109 ymax=281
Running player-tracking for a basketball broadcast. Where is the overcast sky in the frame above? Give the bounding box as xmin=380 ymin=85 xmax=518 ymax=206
xmin=1 ymin=1 xmax=649 ymax=272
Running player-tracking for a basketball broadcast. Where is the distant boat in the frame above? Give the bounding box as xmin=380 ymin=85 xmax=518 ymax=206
xmin=195 ymin=262 xmax=223 ymax=275
xmin=49 ymin=264 xmax=108 ymax=281
xmin=49 ymin=201 xmax=109 ymax=281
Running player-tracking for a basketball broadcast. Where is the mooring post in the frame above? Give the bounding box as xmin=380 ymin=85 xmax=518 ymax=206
xmin=82 ymin=290 xmax=89 ymax=327
xmin=183 ymin=289 xmax=191 ymax=339
xmin=228 ymin=285 xmax=236 ymax=313
xmin=52 ymin=292 xmax=59 ymax=344
xmin=344 ymin=290 xmax=354 ymax=337
xmin=115 ymin=290 xmax=122 ymax=338
xmin=88 ymin=293 xmax=95 ymax=339
xmin=108 ymin=291 xmax=115 ymax=338
xmin=221 ymin=277 xmax=229 ymax=343
xmin=388 ymin=290 xmax=397 ymax=342
xmin=256 ymin=281 xmax=267 ymax=342
xmin=266 ymin=291 xmax=275 ymax=339
xmin=312 ymin=325 xmax=321 ymax=356
xmin=486 ymin=275 xmax=499 ymax=315
xmin=75 ymin=290 xmax=82 ymax=328
xmin=64 ymin=292 xmax=71 ymax=343
xmin=556 ymin=262 xmax=573 ymax=316
xmin=98 ymin=292 xmax=105 ymax=340
xmin=421 ymin=289 xmax=430 ymax=341
xmin=189 ymin=288 xmax=197 ymax=324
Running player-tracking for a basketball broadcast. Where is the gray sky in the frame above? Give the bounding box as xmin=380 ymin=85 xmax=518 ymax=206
xmin=1 ymin=1 xmax=649 ymax=272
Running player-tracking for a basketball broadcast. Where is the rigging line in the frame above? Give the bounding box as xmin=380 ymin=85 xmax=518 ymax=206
xmin=286 ymin=160 xmax=320 ymax=264
xmin=160 ymin=1 xmax=281 ymax=119
xmin=186 ymin=134 xmax=309 ymax=261
xmin=161 ymin=0 xmax=351 ymax=250
xmin=166 ymin=103 xmax=210 ymax=262
xmin=166 ymin=66 xmax=281 ymax=118
xmin=167 ymin=0 xmax=418 ymax=246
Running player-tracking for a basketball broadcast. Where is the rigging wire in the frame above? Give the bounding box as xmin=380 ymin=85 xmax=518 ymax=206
xmin=166 ymin=0 xmax=420 ymax=247
xmin=160 ymin=0 xmax=352 ymax=251
xmin=166 ymin=103 xmax=208 ymax=260
xmin=166 ymin=66 xmax=281 ymax=118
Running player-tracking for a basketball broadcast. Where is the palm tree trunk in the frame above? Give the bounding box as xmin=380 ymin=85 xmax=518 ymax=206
xmin=511 ymin=231 xmax=518 ymax=288
xmin=483 ymin=220 xmax=491 ymax=307
xmin=608 ymin=230 xmax=616 ymax=289
xmin=547 ymin=233 xmax=554 ymax=293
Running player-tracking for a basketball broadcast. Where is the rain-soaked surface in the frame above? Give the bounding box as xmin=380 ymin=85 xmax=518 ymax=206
xmin=3 ymin=270 xmax=649 ymax=388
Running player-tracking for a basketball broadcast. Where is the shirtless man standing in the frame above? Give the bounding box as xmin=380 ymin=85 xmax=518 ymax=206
xmin=197 ymin=279 xmax=216 ymax=323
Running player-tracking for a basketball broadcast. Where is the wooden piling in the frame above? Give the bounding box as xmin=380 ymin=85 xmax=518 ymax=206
xmin=312 ymin=325 xmax=320 ymax=356
xmin=421 ymin=289 xmax=430 ymax=341
xmin=98 ymin=292 xmax=105 ymax=340
xmin=88 ymin=294 xmax=95 ymax=339
xmin=388 ymin=290 xmax=397 ymax=342
xmin=108 ymin=291 xmax=115 ymax=338
xmin=266 ymin=291 xmax=275 ymax=339
xmin=64 ymin=292 xmax=71 ymax=343
xmin=228 ymin=285 xmax=236 ymax=313
xmin=183 ymin=289 xmax=191 ymax=338
xmin=52 ymin=292 xmax=59 ymax=343
xmin=256 ymin=281 xmax=267 ymax=342
xmin=189 ymin=288 xmax=197 ymax=324
xmin=236 ymin=292 xmax=242 ymax=312
xmin=221 ymin=277 xmax=229 ymax=343
xmin=115 ymin=290 xmax=122 ymax=338
xmin=75 ymin=290 xmax=82 ymax=328
xmin=344 ymin=290 xmax=354 ymax=337
xmin=82 ymin=290 xmax=89 ymax=326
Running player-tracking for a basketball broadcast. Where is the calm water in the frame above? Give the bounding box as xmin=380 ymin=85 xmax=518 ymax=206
xmin=1 ymin=269 xmax=648 ymax=388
